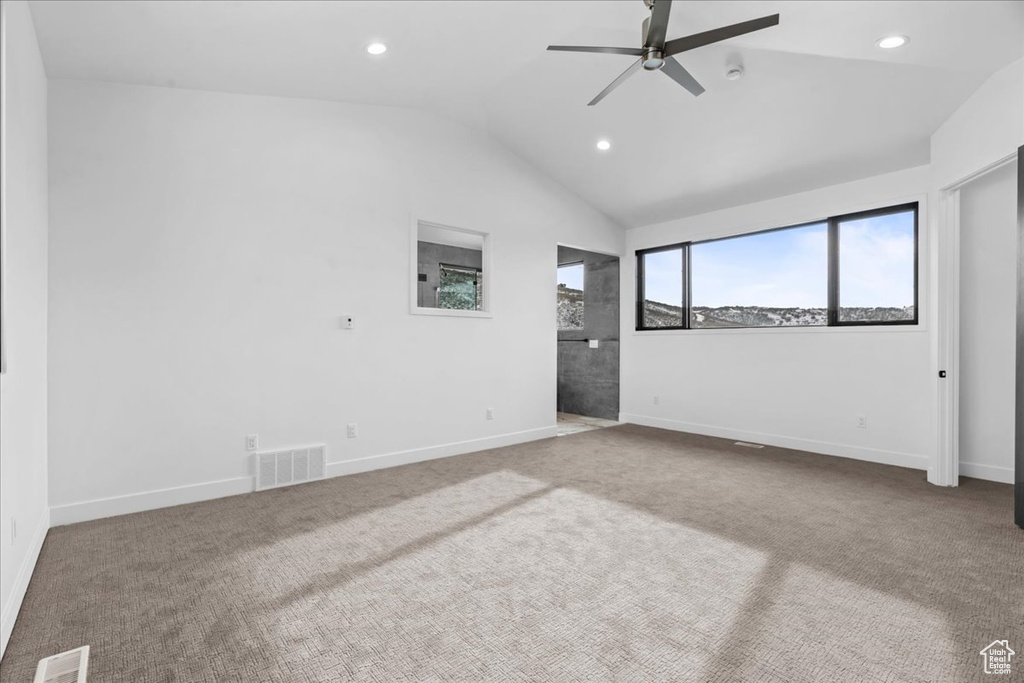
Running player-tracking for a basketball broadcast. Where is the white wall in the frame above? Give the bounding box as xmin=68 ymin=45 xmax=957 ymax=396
xmin=620 ymin=166 xmax=935 ymax=472
xmin=958 ymin=162 xmax=1017 ymax=484
xmin=928 ymin=57 xmax=1021 ymax=486
xmin=0 ymin=0 xmax=49 ymax=658
xmin=47 ymin=80 xmax=623 ymax=524
xmin=931 ymin=58 xmax=1023 ymax=190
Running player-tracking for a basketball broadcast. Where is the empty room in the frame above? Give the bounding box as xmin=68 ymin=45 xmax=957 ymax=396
xmin=1 ymin=0 xmax=1022 ymax=681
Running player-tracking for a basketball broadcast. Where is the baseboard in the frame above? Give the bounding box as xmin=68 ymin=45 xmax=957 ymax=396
xmin=50 ymin=476 xmax=254 ymax=527
xmin=620 ymin=413 xmax=929 ymax=471
xmin=50 ymin=426 xmax=559 ymax=527
xmin=959 ymin=461 xmax=1014 ymax=484
xmin=326 ymin=426 xmax=559 ymax=478
xmin=1 ymin=508 xmax=49 ymax=659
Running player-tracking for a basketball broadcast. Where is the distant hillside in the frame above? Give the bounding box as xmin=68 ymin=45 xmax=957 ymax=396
xmin=557 ymin=285 xmax=584 ymax=329
xmin=641 ymin=300 xmax=914 ymax=328
xmin=558 ymin=289 xmax=913 ymax=329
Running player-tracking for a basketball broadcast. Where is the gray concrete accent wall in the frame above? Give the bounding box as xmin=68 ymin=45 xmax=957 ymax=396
xmin=557 ymin=246 xmax=620 ymax=420
xmin=417 ymin=241 xmax=483 ymax=309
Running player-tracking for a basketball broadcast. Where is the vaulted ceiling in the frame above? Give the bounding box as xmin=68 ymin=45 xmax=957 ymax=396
xmin=28 ymin=0 xmax=1024 ymax=227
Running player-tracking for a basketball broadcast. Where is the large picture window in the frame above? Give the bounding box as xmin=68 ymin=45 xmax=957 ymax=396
xmin=636 ymin=202 xmax=918 ymax=330
xmin=691 ymin=222 xmax=827 ymax=328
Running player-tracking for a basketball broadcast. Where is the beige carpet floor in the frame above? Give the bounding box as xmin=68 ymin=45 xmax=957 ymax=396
xmin=1 ymin=425 xmax=1021 ymax=682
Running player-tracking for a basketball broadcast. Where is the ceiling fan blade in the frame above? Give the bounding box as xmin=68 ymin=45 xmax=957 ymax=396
xmin=588 ymin=59 xmax=643 ymax=106
xmin=645 ymin=0 xmax=673 ymax=48
xmin=547 ymin=45 xmax=644 ymax=56
xmin=664 ymin=13 xmax=779 ymax=56
xmin=661 ymin=56 xmax=705 ymax=97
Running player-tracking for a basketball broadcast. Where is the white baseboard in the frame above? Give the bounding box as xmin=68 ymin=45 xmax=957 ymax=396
xmin=50 ymin=476 xmax=254 ymax=527
xmin=619 ymin=413 xmax=930 ymax=472
xmin=50 ymin=426 xmax=559 ymax=527
xmin=959 ymin=461 xmax=1014 ymax=484
xmin=327 ymin=426 xmax=558 ymax=478
xmin=1 ymin=508 xmax=49 ymax=659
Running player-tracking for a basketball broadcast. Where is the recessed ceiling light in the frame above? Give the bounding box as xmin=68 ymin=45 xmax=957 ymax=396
xmin=877 ymin=35 xmax=908 ymax=49
xmin=366 ymin=42 xmax=388 ymax=56
xmin=596 ymin=139 xmax=611 ymax=151
xmin=725 ymin=66 xmax=744 ymax=81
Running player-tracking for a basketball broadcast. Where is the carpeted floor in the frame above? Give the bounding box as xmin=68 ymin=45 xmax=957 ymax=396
xmin=1 ymin=425 xmax=1021 ymax=682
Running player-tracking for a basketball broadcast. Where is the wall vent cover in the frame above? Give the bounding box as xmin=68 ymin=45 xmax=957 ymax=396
xmin=255 ymin=445 xmax=326 ymax=491
xmin=34 ymin=645 xmax=89 ymax=683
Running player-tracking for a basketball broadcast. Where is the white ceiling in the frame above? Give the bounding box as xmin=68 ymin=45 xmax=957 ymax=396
xmin=28 ymin=1 xmax=1024 ymax=227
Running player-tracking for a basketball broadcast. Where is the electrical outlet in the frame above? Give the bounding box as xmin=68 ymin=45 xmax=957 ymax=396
xmin=347 ymin=423 xmax=359 ymax=438
xmin=486 ymin=407 xmax=494 ymax=420
xmin=246 ymin=434 xmax=259 ymax=451
xmin=856 ymin=415 xmax=867 ymax=429
xmin=653 ymin=395 xmax=660 ymax=405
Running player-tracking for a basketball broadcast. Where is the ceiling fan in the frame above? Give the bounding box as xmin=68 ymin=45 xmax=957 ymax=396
xmin=548 ymin=0 xmax=779 ymax=105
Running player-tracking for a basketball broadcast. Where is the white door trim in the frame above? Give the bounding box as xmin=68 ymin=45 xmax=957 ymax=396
xmin=933 ymin=151 xmax=1018 ymax=487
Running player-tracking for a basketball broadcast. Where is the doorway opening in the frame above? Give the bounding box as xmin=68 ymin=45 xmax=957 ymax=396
xmin=957 ymin=161 xmax=1017 ymax=486
xmin=556 ymin=246 xmax=620 ymax=436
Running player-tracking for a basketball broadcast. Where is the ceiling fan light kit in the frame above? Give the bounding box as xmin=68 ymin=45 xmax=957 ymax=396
xmin=547 ymin=0 xmax=779 ymax=105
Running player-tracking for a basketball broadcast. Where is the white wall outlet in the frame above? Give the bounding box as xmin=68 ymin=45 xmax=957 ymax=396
xmin=347 ymin=423 xmax=359 ymax=438
xmin=653 ymin=395 xmax=660 ymax=405
xmin=246 ymin=434 xmax=259 ymax=451
xmin=588 ymin=339 xmax=599 ymax=349
xmin=486 ymin=407 xmax=494 ymax=420
xmin=856 ymin=415 xmax=867 ymax=429
xmin=342 ymin=315 xmax=355 ymax=330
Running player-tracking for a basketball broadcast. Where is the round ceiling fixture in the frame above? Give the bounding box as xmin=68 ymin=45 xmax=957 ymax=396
xmin=596 ymin=139 xmax=612 ymax=151
xmin=642 ymin=49 xmax=665 ymax=71
xmin=725 ymin=66 xmax=744 ymax=81
xmin=365 ymin=42 xmax=388 ymax=56
xmin=877 ymin=35 xmax=908 ymax=49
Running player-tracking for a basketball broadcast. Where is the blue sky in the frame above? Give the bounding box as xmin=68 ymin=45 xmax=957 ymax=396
xmin=642 ymin=211 xmax=915 ymax=308
xmin=557 ymin=262 xmax=585 ymax=290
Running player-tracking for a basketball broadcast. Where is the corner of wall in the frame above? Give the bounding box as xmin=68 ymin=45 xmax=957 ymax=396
xmin=0 ymin=508 xmax=49 ymax=657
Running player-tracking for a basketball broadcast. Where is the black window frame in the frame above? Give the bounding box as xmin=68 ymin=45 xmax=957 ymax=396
xmin=636 ymin=242 xmax=689 ymax=331
xmin=830 ymin=202 xmax=919 ymax=327
xmin=635 ymin=201 xmax=919 ymax=331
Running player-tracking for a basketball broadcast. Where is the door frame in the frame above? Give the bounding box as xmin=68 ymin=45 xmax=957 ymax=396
xmin=555 ymin=242 xmax=622 ymax=421
xmin=933 ymin=151 xmax=1018 ymax=487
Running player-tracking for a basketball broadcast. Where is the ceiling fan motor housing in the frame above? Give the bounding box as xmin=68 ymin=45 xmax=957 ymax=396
xmin=641 ymin=16 xmax=665 ymax=70
xmin=642 ymin=48 xmax=665 ymax=70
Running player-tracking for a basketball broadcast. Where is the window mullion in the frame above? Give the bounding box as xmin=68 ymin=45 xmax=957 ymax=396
xmin=827 ymin=218 xmax=839 ymax=326
xmin=636 ymin=252 xmax=644 ymax=329
xmin=683 ymin=243 xmax=692 ymax=330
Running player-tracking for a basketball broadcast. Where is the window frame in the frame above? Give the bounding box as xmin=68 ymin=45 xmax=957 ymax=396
xmin=635 ymin=242 xmax=689 ymax=331
xmin=829 ymin=202 xmax=919 ymax=327
xmin=635 ymin=202 xmax=919 ymax=331
xmin=410 ymin=217 xmax=492 ymax=319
